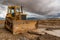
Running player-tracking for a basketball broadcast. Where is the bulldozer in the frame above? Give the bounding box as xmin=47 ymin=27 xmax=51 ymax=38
xmin=5 ymin=6 xmax=37 ymax=34
xmin=5 ymin=5 xmax=60 ymax=35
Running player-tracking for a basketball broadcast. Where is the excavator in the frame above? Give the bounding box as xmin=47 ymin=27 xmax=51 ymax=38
xmin=5 ymin=6 xmax=37 ymax=34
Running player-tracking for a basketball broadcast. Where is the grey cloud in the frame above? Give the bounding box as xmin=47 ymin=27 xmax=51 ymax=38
xmin=1 ymin=0 xmax=60 ymax=15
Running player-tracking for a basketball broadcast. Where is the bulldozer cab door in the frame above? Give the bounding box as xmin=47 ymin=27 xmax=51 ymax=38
xmin=11 ymin=8 xmax=15 ymax=17
xmin=8 ymin=7 xmax=15 ymax=17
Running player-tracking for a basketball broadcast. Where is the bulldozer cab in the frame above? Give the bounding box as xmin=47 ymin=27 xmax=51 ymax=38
xmin=7 ymin=6 xmax=26 ymax=20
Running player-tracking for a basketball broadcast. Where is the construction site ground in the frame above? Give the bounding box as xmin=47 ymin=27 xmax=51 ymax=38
xmin=0 ymin=20 xmax=60 ymax=40
xmin=0 ymin=28 xmax=59 ymax=40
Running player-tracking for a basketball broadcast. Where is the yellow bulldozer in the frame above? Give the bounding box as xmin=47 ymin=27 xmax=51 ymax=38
xmin=5 ymin=5 xmax=60 ymax=35
xmin=5 ymin=6 xmax=37 ymax=34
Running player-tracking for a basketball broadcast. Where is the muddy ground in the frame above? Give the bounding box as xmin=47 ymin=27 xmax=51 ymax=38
xmin=0 ymin=28 xmax=59 ymax=40
xmin=0 ymin=20 xmax=60 ymax=40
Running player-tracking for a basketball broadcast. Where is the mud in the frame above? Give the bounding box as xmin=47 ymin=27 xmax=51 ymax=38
xmin=0 ymin=28 xmax=60 ymax=40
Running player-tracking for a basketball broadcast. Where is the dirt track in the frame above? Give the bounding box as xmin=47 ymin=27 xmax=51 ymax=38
xmin=0 ymin=28 xmax=60 ymax=40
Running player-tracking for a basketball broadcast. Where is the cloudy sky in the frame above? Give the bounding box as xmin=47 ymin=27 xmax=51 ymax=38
xmin=0 ymin=0 xmax=60 ymax=19
xmin=0 ymin=4 xmax=46 ymax=19
xmin=0 ymin=4 xmax=7 ymax=18
xmin=2 ymin=0 xmax=60 ymax=15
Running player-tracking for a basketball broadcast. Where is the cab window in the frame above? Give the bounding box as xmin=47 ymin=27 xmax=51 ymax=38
xmin=11 ymin=8 xmax=15 ymax=17
xmin=16 ymin=8 xmax=20 ymax=12
xmin=11 ymin=9 xmax=14 ymax=13
xmin=8 ymin=9 xmax=10 ymax=13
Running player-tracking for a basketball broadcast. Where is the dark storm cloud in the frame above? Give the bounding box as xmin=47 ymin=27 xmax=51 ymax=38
xmin=1 ymin=0 xmax=60 ymax=15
